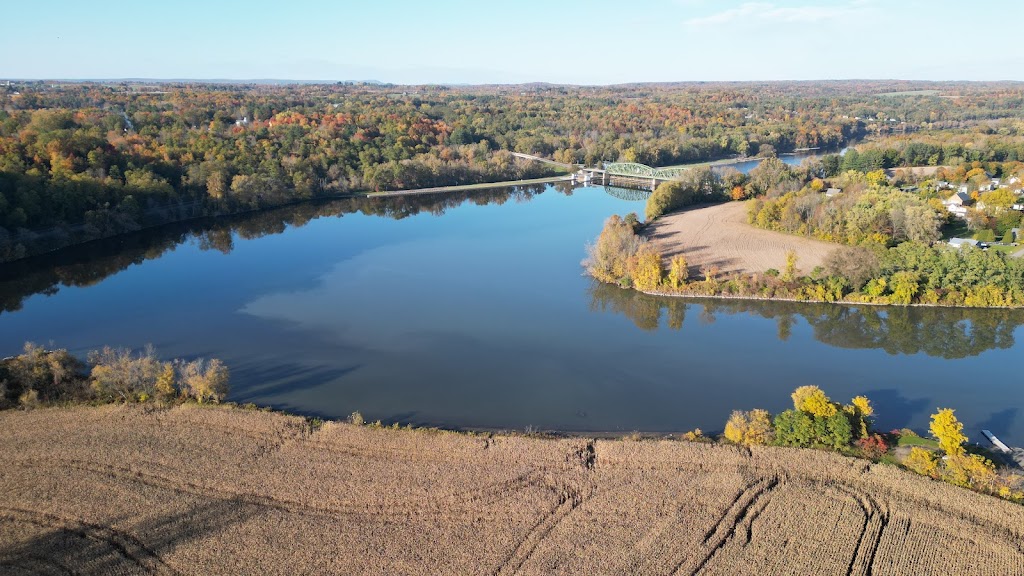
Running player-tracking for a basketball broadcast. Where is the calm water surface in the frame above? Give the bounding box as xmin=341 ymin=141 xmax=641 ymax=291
xmin=1 ymin=183 xmax=1021 ymax=441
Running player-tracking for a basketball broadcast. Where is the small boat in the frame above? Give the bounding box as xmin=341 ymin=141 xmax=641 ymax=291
xmin=982 ymin=430 xmax=1012 ymax=453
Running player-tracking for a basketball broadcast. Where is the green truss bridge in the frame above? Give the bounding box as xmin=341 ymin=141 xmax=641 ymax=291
xmin=579 ymin=162 xmax=689 ymax=190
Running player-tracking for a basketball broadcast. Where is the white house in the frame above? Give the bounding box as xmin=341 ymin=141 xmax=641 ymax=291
xmin=943 ymin=191 xmax=972 ymax=218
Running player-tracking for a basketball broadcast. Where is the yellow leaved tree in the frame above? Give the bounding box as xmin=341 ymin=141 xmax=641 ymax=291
xmin=723 ymin=409 xmax=774 ymax=446
xmin=667 ymin=255 xmax=688 ymax=290
xmin=791 ymin=385 xmax=837 ymax=418
xmin=929 ymin=408 xmax=966 ymax=457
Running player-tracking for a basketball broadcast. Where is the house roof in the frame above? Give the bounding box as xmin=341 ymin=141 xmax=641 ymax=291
xmin=945 ymin=191 xmax=971 ymax=204
xmin=949 ymin=237 xmax=979 ymax=247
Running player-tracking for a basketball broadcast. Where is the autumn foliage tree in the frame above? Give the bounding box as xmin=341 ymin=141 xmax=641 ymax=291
xmin=791 ymin=385 xmax=837 ymax=418
xmin=667 ymin=255 xmax=688 ymax=289
xmin=585 ymin=214 xmax=644 ymax=286
xmin=724 ymin=409 xmax=774 ymax=446
xmin=929 ymin=408 xmax=967 ymax=457
xmin=630 ymin=245 xmax=664 ymax=291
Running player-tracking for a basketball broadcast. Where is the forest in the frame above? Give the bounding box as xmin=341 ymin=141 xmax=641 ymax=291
xmin=3 ymin=80 xmax=1024 ymax=261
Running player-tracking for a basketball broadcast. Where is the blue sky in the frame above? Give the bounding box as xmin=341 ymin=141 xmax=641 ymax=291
xmin=3 ymin=0 xmax=1022 ymax=84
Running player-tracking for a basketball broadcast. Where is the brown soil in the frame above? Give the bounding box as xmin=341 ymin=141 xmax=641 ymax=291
xmin=646 ymin=202 xmax=837 ymax=277
xmin=2 ymin=405 xmax=1022 ymax=575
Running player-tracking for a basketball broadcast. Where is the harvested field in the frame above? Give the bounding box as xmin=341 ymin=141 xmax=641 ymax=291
xmin=2 ymin=406 xmax=1023 ymax=575
xmin=646 ymin=202 xmax=836 ymax=276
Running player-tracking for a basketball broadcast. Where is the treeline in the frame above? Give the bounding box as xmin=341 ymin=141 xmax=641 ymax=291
xmin=748 ymin=170 xmax=947 ymax=246
xmin=6 ymin=80 xmax=1024 ymax=261
xmin=840 ymin=132 xmax=1024 ymax=172
xmin=0 ymin=342 xmax=229 ymax=409
xmin=722 ymin=385 xmax=1022 ymax=503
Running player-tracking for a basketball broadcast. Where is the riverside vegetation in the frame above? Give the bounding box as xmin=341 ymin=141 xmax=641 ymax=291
xmin=5 ymin=80 xmax=1024 ymax=261
xmin=0 ymin=342 xmax=228 ymax=409
xmin=721 ymin=385 xmax=1023 ymax=505
xmin=3 ymin=343 xmax=1023 ymax=574
xmin=586 ymin=154 xmax=1024 ymax=307
xmin=5 ymin=340 xmax=1020 ymax=507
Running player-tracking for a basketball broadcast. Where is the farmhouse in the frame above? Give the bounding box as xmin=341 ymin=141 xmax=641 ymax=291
xmin=943 ymin=191 xmax=972 ymax=218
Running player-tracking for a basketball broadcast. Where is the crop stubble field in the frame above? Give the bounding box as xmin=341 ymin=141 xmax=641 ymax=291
xmin=1 ymin=406 xmax=1022 ymax=575
xmin=646 ymin=202 xmax=834 ymax=276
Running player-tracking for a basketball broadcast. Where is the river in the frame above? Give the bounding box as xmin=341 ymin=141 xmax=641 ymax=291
xmin=1 ymin=181 xmax=1021 ymax=442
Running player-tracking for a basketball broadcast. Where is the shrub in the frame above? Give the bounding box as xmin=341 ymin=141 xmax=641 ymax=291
xmin=856 ymin=434 xmax=889 ymax=459
xmin=724 ymin=409 xmax=774 ymax=446
xmin=178 ymin=358 xmax=229 ymax=403
xmin=1 ymin=343 xmax=88 ymax=405
xmin=822 ymin=411 xmax=853 ymax=449
xmin=681 ymin=428 xmax=704 ymax=441
xmin=88 ymin=345 xmax=164 ymax=403
xmin=774 ymin=409 xmax=814 ymax=447
xmin=904 ymin=447 xmax=940 ymax=478
xmin=154 ymin=363 xmax=178 ymax=401
xmin=775 ymin=407 xmax=853 ymax=449
xmin=943 ymin=454 xmax=997 ymax=490
xmin=18 ymin=388 xmax=40 ymax=409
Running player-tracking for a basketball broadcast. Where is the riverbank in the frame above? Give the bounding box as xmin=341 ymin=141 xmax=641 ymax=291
xmin=2 ymin=404 xmax=1022 ymax=574
xmin=366 ymin=174 xmax=574 ymax=197
xmin=1 ymin=171 xmax=571 ymax=266
xmin=605 ymin=200 xmax=1024 ymax=309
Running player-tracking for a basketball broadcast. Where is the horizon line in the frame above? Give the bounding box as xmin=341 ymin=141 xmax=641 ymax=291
xmin=3 ymin=77 xmax=1024 ymax=87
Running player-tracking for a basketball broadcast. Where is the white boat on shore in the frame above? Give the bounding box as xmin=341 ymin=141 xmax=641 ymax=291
xmin=982 ymin=429 xmax=1012 ymax=453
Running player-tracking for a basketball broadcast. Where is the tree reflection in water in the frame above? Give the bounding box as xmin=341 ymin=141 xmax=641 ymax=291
xmin=587 ymin=281 xmax=1024 ymax=360
xmin=0 ymin=183 xmax=570 ymax=315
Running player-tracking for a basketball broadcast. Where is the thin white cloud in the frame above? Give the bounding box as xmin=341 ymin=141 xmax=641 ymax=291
xmin=685 ymin=2 xmax=866 ymax=27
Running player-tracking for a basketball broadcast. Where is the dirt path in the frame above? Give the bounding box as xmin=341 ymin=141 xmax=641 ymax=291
xmin=646 ymin=201 xmax=837 ymax=277
xmin=1 ymin=405 xmax=1022 ymax=575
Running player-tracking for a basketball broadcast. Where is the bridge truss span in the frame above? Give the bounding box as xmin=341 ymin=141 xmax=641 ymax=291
xmin=604 ymin=162 xmax=689 ymax=180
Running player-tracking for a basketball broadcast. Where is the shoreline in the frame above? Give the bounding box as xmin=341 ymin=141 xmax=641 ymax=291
xmin=1 ymin=174 xmax=572 ymax=267
xmin=638 ymin=201 xmax=1024 ymax=311
xmin=635 ymin=286 xmax=1024 ymax=310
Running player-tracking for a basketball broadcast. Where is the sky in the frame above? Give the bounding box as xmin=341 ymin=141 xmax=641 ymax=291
xmin=3 ymin=0 xmax=1023 ymax=84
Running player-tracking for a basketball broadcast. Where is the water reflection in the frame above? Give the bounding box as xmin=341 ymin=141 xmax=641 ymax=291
xmin=0 ymin=183 xmax=572 ymax=315
xmin=587 ymin=282 xmax=1024 ymax=359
